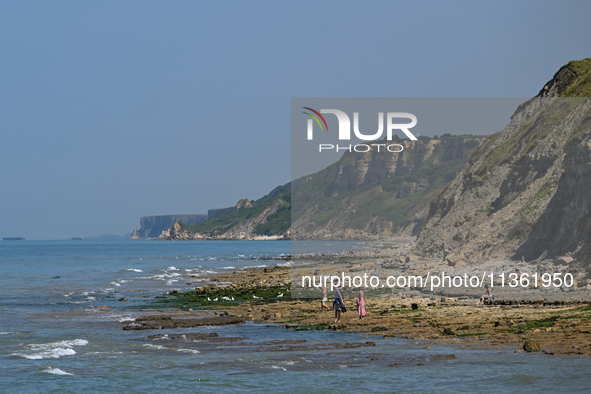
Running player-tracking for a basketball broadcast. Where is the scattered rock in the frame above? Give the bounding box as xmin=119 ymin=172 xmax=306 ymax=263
xmin=495 ymin=320 xmax=510 ymax=327
xmin=553 ymin=256 xmax=574 ymax=265
xmin=405 ymin=254 xmax=420 ymax=263
xmin=523 ymin=340 xmax=541 ymax=352
xmin=443 ymin=328 xmax=455 ymax=336
xmin=411 ymin=303 xmax=421 ymax=310
xmin=122 ymin=316 xmax=245 ymax=330
xmin=118 ymin=298 xmax=127 ymax=302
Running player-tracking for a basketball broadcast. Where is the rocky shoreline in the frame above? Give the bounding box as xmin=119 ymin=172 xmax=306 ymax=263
xmin=123 ymin=242 xmax=591 ymax=356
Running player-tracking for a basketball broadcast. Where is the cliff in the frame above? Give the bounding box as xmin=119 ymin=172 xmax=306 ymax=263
xmin=413 ymin=58 xmax=591 ymax=268
xmin=131 ymin=214 xmax=207 ymax=239
xmin=291 ymin=135 xmax=487 ymax=239
xmin=159 ymin=184 xmax=291 ymax=240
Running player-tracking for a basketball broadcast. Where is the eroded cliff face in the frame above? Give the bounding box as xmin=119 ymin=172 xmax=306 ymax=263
xmin=328 ymin=139 xmax=442 ymax=195
xmin=516 ymin=135 xmax=591 ymax=261
xmin=414 ymin=58 xmax=591 ymax=267
xmin=291 ymin=136 xmax=486 ymax=240
xmin=131 ymin=214 xmax=207 ymax=239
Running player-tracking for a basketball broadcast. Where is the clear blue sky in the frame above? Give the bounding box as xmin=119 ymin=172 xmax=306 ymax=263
xmin=0 ymin=1 xmax=589 ymax=239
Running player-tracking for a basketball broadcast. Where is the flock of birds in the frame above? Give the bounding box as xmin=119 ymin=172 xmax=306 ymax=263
xmin=206 ymin=293 xmax=283 ymax=302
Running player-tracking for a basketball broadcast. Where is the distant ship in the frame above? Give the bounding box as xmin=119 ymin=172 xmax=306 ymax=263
xmin=71 ymin=237 xmax=84 ymax=240
xmin=3 ymin=237 xmax=25 ymax=241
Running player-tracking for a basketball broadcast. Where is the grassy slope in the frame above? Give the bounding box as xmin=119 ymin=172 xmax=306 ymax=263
xmin=180 ymin=184 xmax=291 ymax=235
xmin=561 ymin=58 xmax=591 ymax=98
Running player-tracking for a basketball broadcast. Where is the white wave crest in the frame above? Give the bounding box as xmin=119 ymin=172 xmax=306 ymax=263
xmin=142 ymin=344 xmax=166 ymax=350
xmin=12 ymin=339 xmax=88 ymax=359
xmin=42 ymin=367 xmax=74 ymax=376
xmin=178 ymin=348 xmax=200 ymax=354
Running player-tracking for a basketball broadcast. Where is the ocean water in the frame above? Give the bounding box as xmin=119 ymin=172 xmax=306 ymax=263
xmin=1 ymin=240 xmax=590 ymax=393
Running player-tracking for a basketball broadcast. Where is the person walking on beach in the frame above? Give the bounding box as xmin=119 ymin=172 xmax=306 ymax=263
xmin=320 ymin=286 xmax=330 ymax=312
xmin=477 ymin=284 xmax=493 ymax=304
xmin=356 ymin=289 xmax=365 ymax=320
xmin=333 ymin=287 xmax=345 ymax=323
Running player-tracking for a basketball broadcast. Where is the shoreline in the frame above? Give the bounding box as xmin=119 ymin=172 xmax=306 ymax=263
xmin=129 ymin=260 xmax=591 ymax=356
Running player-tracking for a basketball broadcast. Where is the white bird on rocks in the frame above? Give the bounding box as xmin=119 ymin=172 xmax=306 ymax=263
xmin=253 ymin=295 xmax=261 ymax=299
xmin=277 ymin=293 xmax=284 ymax=298
xmin=231 ymin=297 xmax=234 ymax=301
xmin=207 ymin=297 xmax=211 ymax=301
xmin=213 ymin=298 xmax=218 ymax=302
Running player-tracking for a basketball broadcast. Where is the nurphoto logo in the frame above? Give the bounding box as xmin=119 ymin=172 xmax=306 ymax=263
xmin=303 ymin=107 xmax=418 ymax=153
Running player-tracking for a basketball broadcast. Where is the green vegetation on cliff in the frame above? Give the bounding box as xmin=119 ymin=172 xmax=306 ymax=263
xmin=560 ymin=58 xmax=591 ymax=98
xmin=179 ymin=184 xmax=291 ymax=236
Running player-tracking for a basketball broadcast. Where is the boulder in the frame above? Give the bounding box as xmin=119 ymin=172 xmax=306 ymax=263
xmin=523 ymin=340 xmax=541 ymax=352
xmin=553 ymin=256 xmax=574 ymax=265
xmin=405 ymin=254 xmax=420 ymax=263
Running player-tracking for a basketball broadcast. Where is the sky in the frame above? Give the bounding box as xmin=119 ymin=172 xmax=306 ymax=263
xmin=0 ymin=1 xmax=590 ymax=240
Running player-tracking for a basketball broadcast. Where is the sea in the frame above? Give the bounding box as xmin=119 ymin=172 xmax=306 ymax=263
xmin=1 ymin=239 xmax=590 ymax=393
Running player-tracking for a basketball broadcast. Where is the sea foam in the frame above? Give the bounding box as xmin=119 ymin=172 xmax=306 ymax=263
xmin=12 ymin=339 xmax=88 ymax=360
xmin=41 ymin=367 xmax=74 ymax=376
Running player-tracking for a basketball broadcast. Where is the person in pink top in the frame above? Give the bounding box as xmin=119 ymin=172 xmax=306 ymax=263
xmin=356 ymin=289 xmax=366 ymax=320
